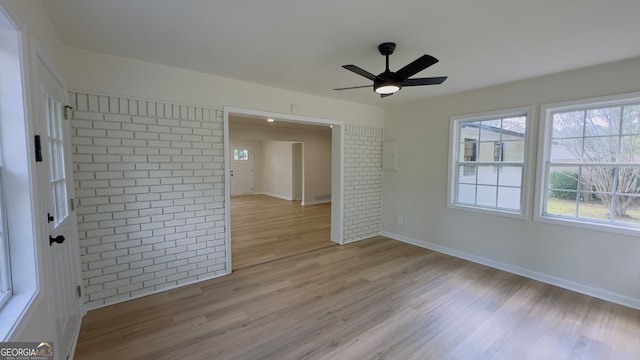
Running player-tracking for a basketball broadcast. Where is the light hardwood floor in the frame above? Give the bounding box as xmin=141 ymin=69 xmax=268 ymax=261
xmin=75 ymin=197 xmax=640 ymax=360
xmin=231 ymin=195 xmax=333 ymax=270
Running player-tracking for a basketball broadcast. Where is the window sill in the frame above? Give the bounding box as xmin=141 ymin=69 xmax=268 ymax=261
xmin=534 ymin=214 xmax=640 ymax=237
xmin=448 ymin=202 xmax=528 ymax=220
xmin=0 ymin=289 xmax=37 ymax=341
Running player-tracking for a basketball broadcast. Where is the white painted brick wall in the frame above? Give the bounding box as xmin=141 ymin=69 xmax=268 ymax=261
xmin=343 ymin=125 xmax=383 ymax=242
xmin=70 ymin=92 xmax=226 ymax=309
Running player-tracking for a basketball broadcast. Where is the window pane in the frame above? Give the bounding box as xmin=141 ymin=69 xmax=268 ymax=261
xmin=476 ymin=185 xmax=497 ymax=207
xmin=502 ymin=116 xmax=526 ymax=134
xmin=583 ymin=136 xmax=618 ymax=162
xmin=577 ymin=194 xmax=611 ymax=222
xmin=619 ymin=135 xmax=640 ymax=162
xmin=458 ymin=165 xmax=476 ymax=183
xmin=460 ymin=122 xmax=480 ymax=140
xmin=477 ymin=166 xmax=498 ymax=185
xmin=552 ymin=111 xmax=584 ymax=139
xmin=498 ymin=166 xmax=522 ymax=187
xmin=234 ymin=148 xmax=249 ymax=161
xmin=545 ymin=191 xmax=577 ymax=217
xmin=501 ymin=140 xmax=525 ymax=162
xmin=548 ymin=168 xmax=579 ymax=200
xmin=497 ymin=187 xmax=521 ymax=210
xmin=460 ymin=139 xmax=477 ymax=162
xmin=613 ymin=194 xmax=640 ymax=225
xmin=616 ymin=166 xmax=640 ymax=192
xmin=550 ymin=138 xmax=582 ymax=162
xmin=480 ymin=119 xmax=502 ymax=141
xmin=581 ymin=166 xmax=615 ymax=194
xmin=584 ymin=107 xmax=621 ymax=136
xmin=478 ymin=142 xmax=497 ymax=161
xmin=457 ymin=184 xmax=476 ymax=204
xmin=621 ymin=104 xmax=640 ymax=135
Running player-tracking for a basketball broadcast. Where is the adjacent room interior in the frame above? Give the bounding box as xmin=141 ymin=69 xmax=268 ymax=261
xmin=228 ymin=115 xmax=334 ymax=270
xmin=1 ymin=1 xmax=640 ymax=359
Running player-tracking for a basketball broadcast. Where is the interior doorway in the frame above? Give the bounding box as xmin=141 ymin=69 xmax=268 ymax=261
xmin=223 ymin=107 xmax=344 ymax=272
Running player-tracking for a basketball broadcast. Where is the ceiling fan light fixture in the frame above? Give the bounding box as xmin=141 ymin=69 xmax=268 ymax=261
xmin=374 ymin=83 xmax=400 ymax=94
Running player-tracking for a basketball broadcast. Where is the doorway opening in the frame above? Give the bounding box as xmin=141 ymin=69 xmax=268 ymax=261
xmin=223 ymin=107 xmax=344 ymax=272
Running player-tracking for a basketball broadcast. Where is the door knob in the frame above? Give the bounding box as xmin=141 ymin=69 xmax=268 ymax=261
xmin=49 ymin=235 xmax=65 ymax=246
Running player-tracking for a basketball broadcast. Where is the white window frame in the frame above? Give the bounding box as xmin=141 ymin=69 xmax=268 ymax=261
xmin=448 ymin=106 xmax=534 ymax=219
xmin=0 ymin=164 xmax=10 ymax=309
xmin=536 ymin=91 xmax=640 ymax=236
xmin=0 ymin=4 xmax=39 ymax=340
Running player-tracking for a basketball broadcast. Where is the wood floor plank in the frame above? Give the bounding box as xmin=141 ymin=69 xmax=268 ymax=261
xmin=75 ymin=196 xmax=640 ymax=360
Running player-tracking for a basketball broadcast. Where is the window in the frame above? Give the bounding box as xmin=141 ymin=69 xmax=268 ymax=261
xmin=46 ymin=94 xmax=68 ymax=226
xmin=0 ymin=162 xmax=9 ymax=309
xmin=233 ymin=148 xmax=249 ymax=161
xmin=449 ymin=107 xmax=531 ymax=217
xmin=538 ymin=93 xmax=640 ymax=233
xmin=0 ymin=6 xmax=39 ymax=339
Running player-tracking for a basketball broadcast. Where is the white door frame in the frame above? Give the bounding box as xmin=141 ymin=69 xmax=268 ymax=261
xmin=292 ymin=142 xmax=303 ymax=202
xmin=223 ymin=107 xmax=344 ymax=272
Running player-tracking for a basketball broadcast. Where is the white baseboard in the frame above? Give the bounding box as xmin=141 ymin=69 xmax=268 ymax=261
xmin=262 ymin=192 xmax=293 ymax=201
xmin=380 ymin=230 xmax=640 ymax=310
xmin=343 ymin=233 xmax=379 ymax=245
xmin=302 ymin=199 xmax=331 ymax=206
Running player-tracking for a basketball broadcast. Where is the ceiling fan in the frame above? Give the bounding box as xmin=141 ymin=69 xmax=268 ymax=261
xmin=334 ymin=42 xmax=447 ymax=98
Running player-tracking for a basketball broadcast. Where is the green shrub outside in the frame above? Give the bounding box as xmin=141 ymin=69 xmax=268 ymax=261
xmin=549 ymin=171 xmax=578 ymax=200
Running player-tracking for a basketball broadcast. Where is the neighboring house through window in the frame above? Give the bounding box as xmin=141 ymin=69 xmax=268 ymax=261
xmin=538 ymin=92 xmax=640 ymax=234
xmin=449 ymin=107 xmax=532 ymax=217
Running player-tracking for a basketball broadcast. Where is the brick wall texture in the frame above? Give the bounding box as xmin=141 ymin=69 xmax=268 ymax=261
xmin=343 ymin=125 xmax=383 ymax=242
xmin=70 ymin=91 xmax=382 ymax=309
xmin=70 ymin=92 xmax=226 ymax=309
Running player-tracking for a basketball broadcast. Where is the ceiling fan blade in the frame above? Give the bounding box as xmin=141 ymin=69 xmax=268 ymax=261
xmin=342 ymin=65 xmax=378 ymax=81
xmin=334 ymin=85 xmax=373 ymax=91
xmin=394 ymin=54 xmax=439 ymax=81
xmin=401 ymin=76 xmax=448 ymax=86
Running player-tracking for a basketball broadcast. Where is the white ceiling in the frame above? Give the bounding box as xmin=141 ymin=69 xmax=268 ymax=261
xmin=41 ymin=0 xmax=640 ymax=107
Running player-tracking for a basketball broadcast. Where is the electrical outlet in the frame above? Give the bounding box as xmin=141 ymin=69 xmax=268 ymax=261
xmin=397 ymin=216 xmax=404 ymax=225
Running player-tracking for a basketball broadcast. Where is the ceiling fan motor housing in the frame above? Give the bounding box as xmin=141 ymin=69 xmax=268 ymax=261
xmin=378 ymin=42 xmax=396 ymax=56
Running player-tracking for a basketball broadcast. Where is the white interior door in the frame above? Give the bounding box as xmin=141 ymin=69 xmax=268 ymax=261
xmin=230 ymin=145 xmax=254 ymax=196
xmin=37 ymin=58 xmax=83 ymax=360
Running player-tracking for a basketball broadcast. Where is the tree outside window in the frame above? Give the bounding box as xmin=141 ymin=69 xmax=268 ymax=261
xmin=544 ymin=101 xmax=640 ymax=226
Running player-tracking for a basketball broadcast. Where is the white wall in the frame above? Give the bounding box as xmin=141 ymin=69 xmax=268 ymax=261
xmin=382 ymin=57 xmax=640 ymax=308
xmin=230 ymin=122 xmax=332 ymax=204
xmin=262 ymin=140 xmax=294 ymax=200
xmin=65 ymin=48 xmax=384 ymax=128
